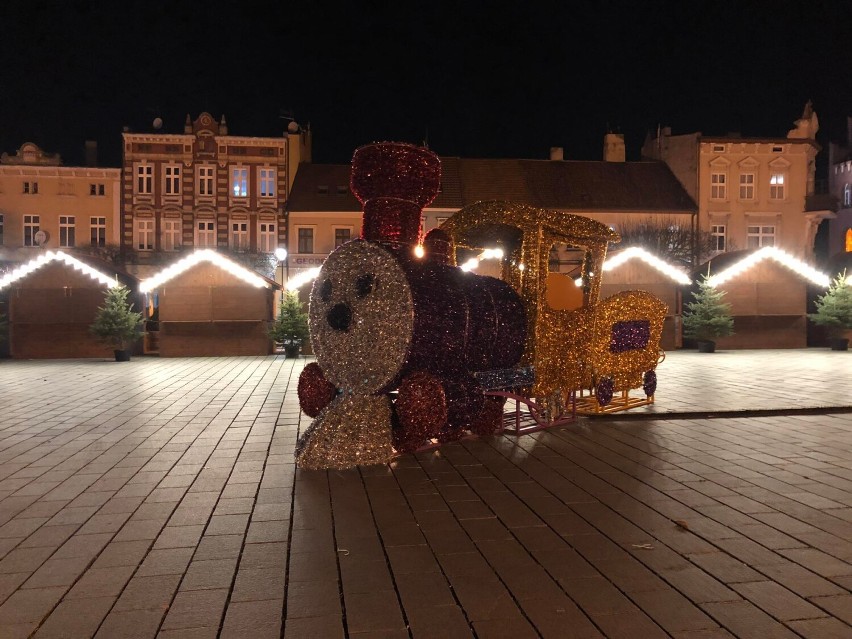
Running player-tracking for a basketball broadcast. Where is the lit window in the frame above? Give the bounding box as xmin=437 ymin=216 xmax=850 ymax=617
xmin=334 ymin=228 xmax=351 ymax=248
xmin=231 ymin=222 xmax=249 ymax=250
xmin=770 ymin=173 xmax=785 ymax=199
xmin=739 ymin=173 xmax=755 ymax=200
xmin=747 ymin=225 xmax=775 ymax=248
xmin=298 ymin=228 xmax=313 ymax=254
xmin=259 ymin=168 xmax=276 ymax=198
xmin=846 ymin=228 xmax=852 ymax=252
xmin=198 ymin=166 xmax=214 ymax=196
xmin=258 ymin=222 xmax=276 ymax=253
xmin=844 ymin=184 xmax=851 ymax=208
xmin=711 ymin=225 xmax=726 ymax=252
xmin=164 ymin=165 xmax=181 ymax=195
xmin=59 ymin=216 xmax=76 ymax=248
xmin=196 ymin=221 xmax=216 ymax=248
xmin=136 ymin=165 xmax=153 ymax=194
xmin=231 ymin=167 xmax=248 ymax=197
xmin=162 ymin=220 xmax=182 ymax=251
xmin=24 ymin=215 xmax=39 ymax=246
xmin=710 ymin=172 xmax=726 ymax=199
xmin=90 ymin=217 xmax=106 ymax=247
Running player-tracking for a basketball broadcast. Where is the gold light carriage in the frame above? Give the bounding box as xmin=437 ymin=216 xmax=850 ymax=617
xmin=441 ymin=201 xmax=667 ymax=425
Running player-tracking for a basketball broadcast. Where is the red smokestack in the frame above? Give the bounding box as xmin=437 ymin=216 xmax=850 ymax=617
xmin=350 ymin=142 xmax=441 ymax=245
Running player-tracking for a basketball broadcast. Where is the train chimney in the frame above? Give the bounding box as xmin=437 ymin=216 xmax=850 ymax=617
xmin=603 ymin=133 xmax=625 ymax=162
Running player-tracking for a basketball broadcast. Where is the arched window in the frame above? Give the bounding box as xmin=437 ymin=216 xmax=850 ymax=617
xmin=846 ymin=227 xmax=852 ymax=253
xmin=844 ymin=184 xmax=852 ymax=208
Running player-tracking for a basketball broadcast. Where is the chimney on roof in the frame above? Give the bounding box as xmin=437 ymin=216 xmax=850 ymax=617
xmin=84 ymin=140 xmax=98 ymax=167
xmin=549 ymin=147 xmax=564 ymax=161
xmin=603 ymin=133 xmax=625 ymax=162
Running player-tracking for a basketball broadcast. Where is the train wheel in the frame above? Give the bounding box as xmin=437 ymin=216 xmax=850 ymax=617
xmin=394 ymin=371 xmax=448 ymax=452
xmin=469 ymin=395 xmax=506 ymax=436
xmin=596 ymin=377 xmax=614 ymax=407
xmin=643 ymin=370 xmax=657 ymax=397
xmin=298 ymin=363 xmax=337 ymax=418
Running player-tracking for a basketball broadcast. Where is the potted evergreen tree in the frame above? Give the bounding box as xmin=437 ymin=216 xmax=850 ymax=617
xmin=683 ymin=276 xmax=734 ymax=352
xmin=269 ymin=291 xmax=309 ymax=358
xmin=90 ymin=285 xmax=143 ymax=361
xmin=808 ymin=271 xmax=852 ymax=351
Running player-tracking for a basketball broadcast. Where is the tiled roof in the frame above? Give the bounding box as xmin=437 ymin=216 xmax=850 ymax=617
xmin=287 ymin=163 xmax=359 ymax=212
xmin=288 ymin=157 xmax=696 ymax=214
xmin=517 ymin=160 xmax=695 ymax=212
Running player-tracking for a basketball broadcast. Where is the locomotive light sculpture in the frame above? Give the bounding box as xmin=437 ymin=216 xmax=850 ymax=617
xmin=296 ymin=143 xmax=527 ymax=469
xmin=296 ymin=142 xmax=669 ymax=470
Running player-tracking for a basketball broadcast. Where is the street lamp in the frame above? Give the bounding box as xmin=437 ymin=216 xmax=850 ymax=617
xmin=274 ymin=247 xmax=288 ymax=287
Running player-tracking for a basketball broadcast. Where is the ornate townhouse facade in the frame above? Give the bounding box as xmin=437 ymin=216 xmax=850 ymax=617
xmin=642 ymin=103 xmax=829 ymax=259
xmin=828 ymin=116 xmax=852 ymax=260
xmin=121 ymin=112 xmax=310 ymax=276
xmin=0 ymin=142 xmax=120 ymax=263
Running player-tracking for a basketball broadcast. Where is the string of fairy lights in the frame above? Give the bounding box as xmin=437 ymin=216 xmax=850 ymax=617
xmin=2 ymin=243 xmax=845 ymax=295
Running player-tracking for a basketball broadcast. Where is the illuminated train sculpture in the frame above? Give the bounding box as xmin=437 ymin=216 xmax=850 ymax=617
xmin=296 ymin=142 xmax=666 ymax=470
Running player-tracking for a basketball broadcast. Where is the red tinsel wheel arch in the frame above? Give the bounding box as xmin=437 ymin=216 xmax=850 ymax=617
xmin=298 ymin=363 xmax=338 ymax=418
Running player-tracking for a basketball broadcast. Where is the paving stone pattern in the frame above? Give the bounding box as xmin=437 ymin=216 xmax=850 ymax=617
xmin=0 ymin=352 xmax=850 ymax=638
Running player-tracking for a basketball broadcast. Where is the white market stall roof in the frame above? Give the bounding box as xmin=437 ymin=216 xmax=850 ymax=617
xmin=139 ymin=249 xmax=272 ymax=293
xmin=602 ymin=246 xmax=691 ymax=285
xmin=706 ymin=247 xmax=830 ymax=288
xmin=0 ymin=251 xmax=119 ymax=290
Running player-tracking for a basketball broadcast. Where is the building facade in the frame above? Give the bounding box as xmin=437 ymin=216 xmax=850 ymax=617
xmin=828 ymin=116 xmax=852 ymax=259
xmin=0 ymin=142 xmax=120 ymax=263
xmin=121 ymin=113 xmax=310 ymax=276
xmin=642 ymin=104 xmax=826 ymax=258
xmin=286 ymin=139 xmax=695 ymax=287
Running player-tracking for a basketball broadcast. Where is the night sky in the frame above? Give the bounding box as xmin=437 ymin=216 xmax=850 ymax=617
xmin=1 ymin=1 xmax=851 ymax=168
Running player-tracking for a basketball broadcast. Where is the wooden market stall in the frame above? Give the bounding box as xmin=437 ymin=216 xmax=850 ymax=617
xmin=140 ymin=250 xmax=280 ymax=357
xmin=697 ymin=248 xmax=830 ymax=349
xmin=0 ymin=251 xmax=136 ymax=359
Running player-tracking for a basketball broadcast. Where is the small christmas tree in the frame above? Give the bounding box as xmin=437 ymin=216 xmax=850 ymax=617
xmin=683 ymin=276 xmax=734 ymax=348
xmin=269 ymin=291 xmax=309 ymax=357
xmin=89 ymin=285 xmax=143 ymax=358
xmin=809 ymin=271 xmax=852 ymax=346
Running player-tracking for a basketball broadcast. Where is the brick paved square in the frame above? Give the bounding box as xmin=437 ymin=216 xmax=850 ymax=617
xmin=0 ymin=353 xmax=849 ymax=637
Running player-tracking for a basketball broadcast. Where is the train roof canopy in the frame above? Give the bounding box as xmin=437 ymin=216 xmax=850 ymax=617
xmin=441 ymin=201 xmax=621 ymax=250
